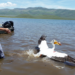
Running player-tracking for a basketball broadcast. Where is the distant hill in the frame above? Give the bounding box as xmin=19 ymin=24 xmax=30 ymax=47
xmin=0 ymin=7 xmax=75 ymax=20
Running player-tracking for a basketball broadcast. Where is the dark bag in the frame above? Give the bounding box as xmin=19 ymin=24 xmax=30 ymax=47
xmin=2 ymin=21 xmax=14 ymax=31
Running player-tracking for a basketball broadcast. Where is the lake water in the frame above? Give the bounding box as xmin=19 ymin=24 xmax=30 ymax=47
xmin=0 ymin=17 xmax=75 ymax=75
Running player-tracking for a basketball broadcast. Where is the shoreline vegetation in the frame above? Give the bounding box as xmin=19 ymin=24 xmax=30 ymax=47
xmin=0 ymin=15 xmax=75 ymax=20
xmin=0 ymin=7 xmax=75 ymax=20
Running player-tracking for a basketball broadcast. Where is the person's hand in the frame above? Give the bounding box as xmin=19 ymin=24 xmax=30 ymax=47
xmin=4 ymin=28 xmax=11 ymax=33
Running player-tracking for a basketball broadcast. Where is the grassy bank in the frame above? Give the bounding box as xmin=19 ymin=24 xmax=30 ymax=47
xmin=0 ymin=15 xmax=75 ymax=20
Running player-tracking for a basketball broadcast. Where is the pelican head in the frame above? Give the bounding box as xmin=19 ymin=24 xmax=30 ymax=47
xmin=50 ymin=40 xmax=61 ymax=45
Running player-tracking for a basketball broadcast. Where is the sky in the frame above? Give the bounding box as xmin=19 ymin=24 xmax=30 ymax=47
xmin=0 ymin=0 xmax=75 ymax=10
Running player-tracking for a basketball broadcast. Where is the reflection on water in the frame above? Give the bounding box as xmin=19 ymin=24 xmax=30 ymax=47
xmin=0 ymin=18 xmax=75 ymax=75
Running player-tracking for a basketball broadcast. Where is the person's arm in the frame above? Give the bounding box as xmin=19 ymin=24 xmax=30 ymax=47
xmin=0 ymin=28 xmax=11 ymax=33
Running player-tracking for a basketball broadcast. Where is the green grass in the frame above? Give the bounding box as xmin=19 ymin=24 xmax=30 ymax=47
xmin=15 ymin=14 xmax=75 ymax=20
xmin=0 ymin=14 xmax=75 ymax=20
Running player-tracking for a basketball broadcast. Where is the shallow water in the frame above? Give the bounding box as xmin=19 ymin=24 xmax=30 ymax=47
xmin=0 ymin=18 xmax=75 ymax=75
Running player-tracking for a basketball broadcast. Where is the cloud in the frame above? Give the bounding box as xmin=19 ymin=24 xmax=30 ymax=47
xmin=0 ymin=2 xmax=16 ymax=8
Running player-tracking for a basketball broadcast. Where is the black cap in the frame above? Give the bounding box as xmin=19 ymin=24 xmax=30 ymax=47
xmin=40 ymin=35 xmax=47 ymax=40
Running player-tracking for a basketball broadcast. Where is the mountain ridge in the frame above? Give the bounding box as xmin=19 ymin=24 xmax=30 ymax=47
xmin=0 ymin=7 xmax=75 ymax=20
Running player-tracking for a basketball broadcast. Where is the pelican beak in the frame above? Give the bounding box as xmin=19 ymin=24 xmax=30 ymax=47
xmin=54 ymin=40 xmax=61 ymax=45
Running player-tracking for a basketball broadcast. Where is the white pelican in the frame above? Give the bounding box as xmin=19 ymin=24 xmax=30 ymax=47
xmin=34 ymin=35 xmax=75 ymax=66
